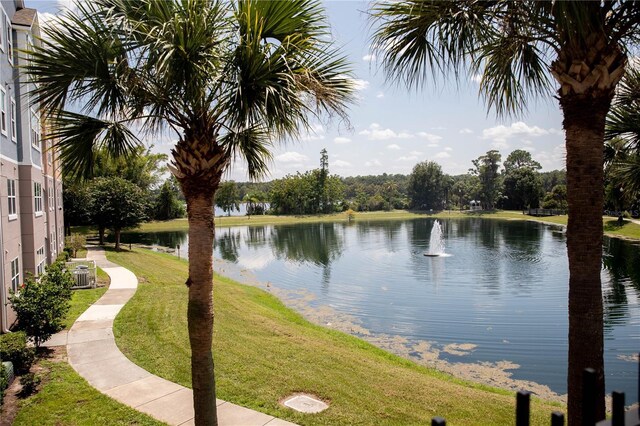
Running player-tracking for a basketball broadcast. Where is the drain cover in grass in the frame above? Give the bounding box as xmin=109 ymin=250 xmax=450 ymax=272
xmin=282 ymin=394 xmax=329 ymax=413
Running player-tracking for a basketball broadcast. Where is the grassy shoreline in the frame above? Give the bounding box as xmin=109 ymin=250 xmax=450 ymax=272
xmin=109 ymin=248 xmax=561 ymax=425
xmin=127 ymin=210 xmax=640 ymax=241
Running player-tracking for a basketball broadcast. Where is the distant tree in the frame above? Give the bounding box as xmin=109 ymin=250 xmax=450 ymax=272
xmin=450 ymin=174 xmax=480 ymax=210
xmin=540 ymin=170 xmax=567 ymax=193
xmin=502 ymin=150 xmax=543 ymax=210
xmin=89 ymin=177 xmax=148 ymax=249
xmin=154 ymin=180 xmax=186 ymax=221
xmin=62 ymin=181 xmax=91 ymax=235
xmin=470 ymin=151 xmax=502 ymax=209
xmin=542 ymin=185 xmax=568 ymax=210
xmin=91 ymin=146 xmax=167 ymax=192
xmin=215 ymin=181 xmax=240 ymax=216
xmin=408 ymin=161 xmax=446 ymax=210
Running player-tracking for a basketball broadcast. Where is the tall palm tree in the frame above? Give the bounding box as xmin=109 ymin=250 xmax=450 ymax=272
xmin=27 ymin=1 xmax=353 ymax=424
xmin=371 ymin=2 xmax=640 ymax=424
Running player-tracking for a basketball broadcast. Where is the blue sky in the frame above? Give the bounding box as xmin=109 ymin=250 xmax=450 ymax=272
xmin=29 ymin=0 xmax=566 ymax=180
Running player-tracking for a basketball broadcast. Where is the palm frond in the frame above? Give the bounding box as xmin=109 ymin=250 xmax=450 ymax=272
xmin=49 ymin=111 xmax=141 ymax=180
xmin=220 ymin=126 xmax=273 ymax=180
xmin=606 ymin=65 xmax=640 ymax=148
xmin=27 ymin=1 xmax=132 ymax=118
xmin=370 ymin=1 xmax=495 ymax=90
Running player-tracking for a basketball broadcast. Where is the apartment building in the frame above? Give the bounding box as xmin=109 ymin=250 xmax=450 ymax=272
xmin=0 ymin=1 xmax=64 ymax=333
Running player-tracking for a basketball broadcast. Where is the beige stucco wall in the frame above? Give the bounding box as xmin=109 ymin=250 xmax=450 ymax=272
xmin=1 ymin=159 xmax=22 ymax=329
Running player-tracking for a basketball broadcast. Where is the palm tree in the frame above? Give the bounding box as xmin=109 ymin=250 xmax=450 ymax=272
xmin=28 ymin=1 xmax=353 ymax=424
xmin=370 ymin=2 xmax=640 ymax=423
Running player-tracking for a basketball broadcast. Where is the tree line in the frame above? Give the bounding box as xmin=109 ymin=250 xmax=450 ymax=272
xmin=214 ymin=148 xmax=568 ymax=215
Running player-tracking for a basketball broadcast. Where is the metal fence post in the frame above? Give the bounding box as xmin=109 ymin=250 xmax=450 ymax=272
xmin=583 ymin=368 xmax=597 ymax=426
xmin=612 ymin=391 xmax=625 ymax=426
xmin=516 ymin=391 xmax=531 ymax=426
xmin=551 ymin=411 xmax=564 ymax=426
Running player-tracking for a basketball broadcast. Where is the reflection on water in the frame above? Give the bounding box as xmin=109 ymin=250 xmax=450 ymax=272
xmin=119 ymin=219 xmax=640 ymax=401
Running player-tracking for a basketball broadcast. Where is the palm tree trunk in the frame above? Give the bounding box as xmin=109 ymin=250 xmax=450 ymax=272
xmin=185 ymin=190 xmax=217 ymax=426
xmin=561 ymin=94 xmax=610 ymax=425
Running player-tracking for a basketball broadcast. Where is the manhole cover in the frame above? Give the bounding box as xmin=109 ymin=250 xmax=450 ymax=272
xmin=282 ymin=394 xmax=329 ymax=413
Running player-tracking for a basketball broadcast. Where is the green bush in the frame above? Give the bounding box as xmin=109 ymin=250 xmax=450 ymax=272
xmin=0 ymin=332 xmax=35 ymax=374
xmin=0 ymin=362 xmax=7 ymax=406
xmin=18 ymin=372 xmax=40 ymax=397
xmin=9 ymin=261 xmax=73 ymax=347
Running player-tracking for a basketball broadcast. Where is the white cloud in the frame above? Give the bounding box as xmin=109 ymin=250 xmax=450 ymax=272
xmin=434 ymin=152 xmax=451 ymax=159
xmin=427 ymin=143 xmax=440 ymax=148
xmin=333 ymin=160 xmax=351 ymax=167
xmin=362 ymin=54 xmax=376 ymax=62
xmin=301 ymin=123 xmax=325 ymax=141
xmin=334 ymin=136 xmax=351 ymax=144
xmin=276 ymin=152 xmax=309 ymax=163
xmin=365 ymin=159 xmax=382 ymax=167
xmin=482 ymin=121 xmax=550 ymax=143
xmin=352 ymin=79 xmax=370 ymax=91
xmin=409 ymin=150 xmax=423 ymax=156
xmin=535 ymin=144 xmax=566 ymax=170
xmin=444 ymin=147 xmax=453 ymax=151
xmin=471 ymin=73 xmax=483 ymax=84
xmin=376 ymin=91 xmax=385 ymax=99
xmin=459 ymin=128 xmax=474 ymax=134
xmin=359 ymin=123 xmax=413 ymax=141
xmin=387 ymin=144 xmax=401 ymax=150
xmin=397 ymin=155 xmax=419 ymax=162
xmin=417 ymin=132 xmax=443 ymax=144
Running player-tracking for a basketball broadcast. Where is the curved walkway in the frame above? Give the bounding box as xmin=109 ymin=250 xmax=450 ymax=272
xmin=58 ymin=246 xmax=296 ymax=426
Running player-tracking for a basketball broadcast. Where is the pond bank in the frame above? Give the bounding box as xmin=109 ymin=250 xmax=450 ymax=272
xmin=108 ymin=247 xmax=562 ymax=425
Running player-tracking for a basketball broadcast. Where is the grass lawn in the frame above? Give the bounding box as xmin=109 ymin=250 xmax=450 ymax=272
xmin=62 ymin=287 xmax=107 ymax=329
xmin=109 ymin=248 xmax=561 ymax=425
xmin=9 ymin=273 xmax=164 ymax=426
xmin=12 ymin=359 xmax=165 ymax=426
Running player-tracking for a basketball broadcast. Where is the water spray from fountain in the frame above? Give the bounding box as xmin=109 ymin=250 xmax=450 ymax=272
xmin=424 ymin=220 xmax=446 ymax=257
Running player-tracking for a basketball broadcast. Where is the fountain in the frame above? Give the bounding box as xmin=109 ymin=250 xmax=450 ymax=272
xmin=424 ymin=220 xmax=446 ymax=257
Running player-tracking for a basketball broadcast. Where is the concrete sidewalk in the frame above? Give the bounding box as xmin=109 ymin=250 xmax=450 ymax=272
xmin=53 ymin=246 xmax=297 ymax=426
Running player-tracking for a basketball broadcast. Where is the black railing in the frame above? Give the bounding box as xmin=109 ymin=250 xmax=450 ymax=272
xmin=430 ymin=355 xmax=639 ymax=425
xmin=525 ymin=208 xmax=567 ymax=217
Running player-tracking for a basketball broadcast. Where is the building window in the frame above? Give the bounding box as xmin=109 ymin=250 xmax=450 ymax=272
xmin=36 ymin=247 xmax=45 ymax=276
xmin=49 ymin=179 xmax=54 ymax=211
xmin=47 ymin=140 xmax=53 ymax=165
xmin=57 ymin=187 xmax=62 ymax=209
xmin=0 ymin=11 xmax=4 ymax=53
xmin=30 ymin=109 xmax=40 ymax=149
xmin=10 ymin=97 xmax=15 ymax=141
xmin=34 ymin=182 xmax=42 ymax=214
xmin=50 ymin=232 xmax=56 ymax=257
xmin=6 ymin=15 xmax=12 ymax=65
xmin=10 ymin=257 xmax=19 ymax=293
xmin=0 ymin=86 xmax=6 ymax=136
xmin=7 ymin=178 xmax=16 ymax=217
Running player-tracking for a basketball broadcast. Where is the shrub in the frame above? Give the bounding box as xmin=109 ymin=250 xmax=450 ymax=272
xmin=0 ymin=362 xmax=7 ymax=405
xmin=0 ymin=332 xmax=35 ymax=374
xmin=65 ymin=233 xmax=86 ymax=258
xmin=9 ymin=261 xmax=73 ymax=347
xmin=18 ymin=372 xmax=40 ymax=397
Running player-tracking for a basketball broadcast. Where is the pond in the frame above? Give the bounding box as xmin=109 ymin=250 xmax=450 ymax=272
xmin=117 ymin=218 xmax=640 ymax=401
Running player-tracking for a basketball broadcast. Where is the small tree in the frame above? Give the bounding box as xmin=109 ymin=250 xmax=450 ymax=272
xmin=9 ymin=262 xmax=73 ymax=347
xmin=154 ymin=180 xmax=186 ymax=220
xmin=215 ymin=181 xmax=240 ymax=216
xmin=89 ymin=177 xmax=148 ymax=250
xmin=65 ymin=233 xmax=86 ymax=258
